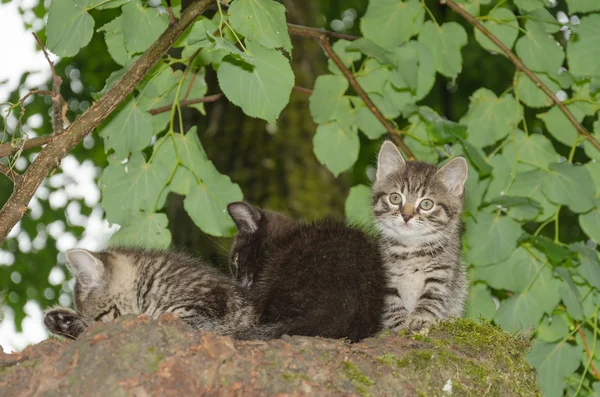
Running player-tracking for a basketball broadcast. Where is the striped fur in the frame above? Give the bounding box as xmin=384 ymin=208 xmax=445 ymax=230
xmin=373 ymin=141 xmax=468 ymax=332
xmin=44 ymin=247 xmax=255 ymax=339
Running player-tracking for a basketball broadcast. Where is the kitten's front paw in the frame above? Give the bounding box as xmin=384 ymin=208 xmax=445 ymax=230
xmin=404 ymin=312 xmax=436 ymax=333
xmin=44 ymin=308 xmax=86 ymax=340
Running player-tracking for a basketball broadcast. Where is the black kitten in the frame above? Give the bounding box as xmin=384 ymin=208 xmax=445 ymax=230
xmin=227 ymin=202 xmax=388 ymax=342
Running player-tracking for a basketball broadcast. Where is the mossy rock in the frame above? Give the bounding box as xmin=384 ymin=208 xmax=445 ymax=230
xmin=0 ymin=314 xmax=539 ymax=396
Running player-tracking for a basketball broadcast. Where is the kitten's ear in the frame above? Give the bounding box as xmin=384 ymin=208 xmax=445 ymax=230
xmin=436 ymin=157 xmax=468 ymax=196
xmin=376 ymin=141 xmax=406 ymax=181
xmin=65 ymin=249 xmax=104 ymax=288
xmin=228 ymin=202 xmax=262 ymax=234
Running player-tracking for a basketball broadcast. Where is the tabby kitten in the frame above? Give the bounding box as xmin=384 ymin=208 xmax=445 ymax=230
xmin=373 ymin=141 xmax=468 ymax=332
xmin=226 ymin=202 xmax=388 ymax=342
xmin=44 ymin=247 xmax=255 ymax=339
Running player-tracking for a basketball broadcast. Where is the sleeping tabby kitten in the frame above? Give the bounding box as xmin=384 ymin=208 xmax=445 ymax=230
xmin=226 ymin=202 xmax=388 ymax=342
xmin=44 ymin=247 xmax=255 ymax=339
xmin=373 ymin=141 xmax=468 ymax=332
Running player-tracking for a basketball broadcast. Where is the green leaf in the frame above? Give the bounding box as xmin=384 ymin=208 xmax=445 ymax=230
xmin=461 ymin=88 xmax=521 ymax=147
xmin=537 ymin=314 xmax=570 ymax=343
xmin=418 ymin=21 xmax=468 ymax=79
xmin=217 ymin=40 xmax=294 ymax=123
xmin=527 ymin=340 xmax=583 ymax=397
xmin=474 ymin=8 xmax=519 ymax=55
xmin=542 ymin=162 xmax=595 ymax=213
xmin=206 ymin=32 xmax=256 ymax=65
xmin=465 ymin=212 xmax=522 ymax=266
xmin=585 ymin=161 xmax=600 ymax=192
xmin=494 ymin=293 xmax=543 ymax=333
xmin=507 ymin=169 xmax=558 ymax=221
xmin=183 ymin=167 xmax=244 ymax=237
xmin=100 ymin=153 xmax=173 ymax=224
xmin=502 ymin=130 xmax=558 ymax=171
xmin=515 ymin=21 xmax=564 ymax=75
xmin=345 ymin=185 xmax=374 ymax=227
xmin=514 ymin=0 xmax=550 ymax=12
xmin=361 ymin=0 xmax=424 ymax=48
xmin=109 ymin=212 xmax=172 ymax=249
xmin=313 ymin=122 xmax=359 ymax=177
xmin=484 ymin=154 xmax=512 ymax=201
xmin=351 ymin=98 xmax=386 ymax=140
xmin=309 ymin=75 xmax=349 ymax=124
xmin=460 ymin=139 xmax=492 ymax=177
xmin=153 ymin=129 xmax=243 ymax=236
xmin=515 ymin=72 xmax=560 ymax=108
xmin=527 ymin=8 xmax=561 ymax=34
xmin=396 ymin=41 xmax=436 ymax=101
xmin=46 ymin=0 xmax=95 ymax=57
xmin=98 ymin=17 xmax=129 ymax=66
xmin=153 ymin=128 xmax=208 ymax=171
xmin=121 ymin=0 xmax=169 ymax=54
xmin=567 ymin=0 xmax=600 ymax=15
xmin=464 ymin=283 xmax=496 ymax=320
xmin=571 ymin=242 xmax=600 ymax=291
xmin=529 ymin=235 xmax=571 ymax=264
xmin=485 ymin=196 xmax=542 ymax=216
xmin=418 ymin=107 xmax=467 ymax=143
xmin=99 ymin=99 xmax=155 ymax=160
xmin=580 ymin=204 xmax=600 ymax=245
xmin=558 ymin=272 xmax=584 ymax=320
xmin=327 ymin=39 xmax=362 ymax=75
xmin=567 ymin=14 xmax=600 ymax=77
xmin=583 ymin=118 xmax=600 ymax=162
xmin=539 ymin=103 xmax=586 ymax=147
xmin=228 ymin=0 xmax=292 ymax=52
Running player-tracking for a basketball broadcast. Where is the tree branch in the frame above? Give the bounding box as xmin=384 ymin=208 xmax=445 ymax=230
xmin=0 ymin=163 xmax=23 ymax=185
xmin=0 ymin=135 xmax=54 ymax=159
xmin=33 ymin=33 xmax=67 ymax=134
xmin=0 ymin=0 xmax=215 ymax=246
xmin=443 ymin=0 xmax=600 ymax=153
xmin=288 ymin=25 xmax=415 ymax=160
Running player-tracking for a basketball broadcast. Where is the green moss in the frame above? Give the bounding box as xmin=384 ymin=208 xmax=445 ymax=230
xmin=375 ymin=353 xmax=407 ymax=368
xmin=343 ymin=361 xmax=375 ymax=388
xmin=395 ymin=318 xmax=540 ymax=397
xmin=146 ymin=346 xmax=164 ymax=373
xmin=282 ymin=371 xmax=309 ymax=382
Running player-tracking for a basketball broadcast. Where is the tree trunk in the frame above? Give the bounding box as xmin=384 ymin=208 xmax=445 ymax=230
xmin=0 ymin=315 xmax=540 ymax=396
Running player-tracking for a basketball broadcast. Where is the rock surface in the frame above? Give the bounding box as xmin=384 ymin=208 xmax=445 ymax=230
xmin=0 ymin=314 xmax=540 ymax=396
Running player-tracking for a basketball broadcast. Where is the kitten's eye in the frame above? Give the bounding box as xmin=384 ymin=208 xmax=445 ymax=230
xmin=419 ymin=199 xmax=434 ymax=210
xmin=389 ymin=193 xmax=402 ymax=205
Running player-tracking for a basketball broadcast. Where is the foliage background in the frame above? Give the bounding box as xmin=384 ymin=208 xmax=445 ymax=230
xmin=1 ymin=0 xmax=600 ymax=395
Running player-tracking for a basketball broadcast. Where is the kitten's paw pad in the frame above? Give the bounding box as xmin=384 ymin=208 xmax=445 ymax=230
xmin=44 ymin=309 xmax=84 ymax=339
xmin=405 ymin=313 xmax=436 ymax=333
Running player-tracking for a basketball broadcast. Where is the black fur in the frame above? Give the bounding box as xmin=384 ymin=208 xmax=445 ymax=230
xmin=227 ymin=202 xmax=388 ymax=342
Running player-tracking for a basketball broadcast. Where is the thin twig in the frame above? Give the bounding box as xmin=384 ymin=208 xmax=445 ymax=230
xmin=0 ymin=135 xmax=54 ymax=159
xmin=0 ymin=163 xmax=23 ymax=185
xmin=149 ymin=85 xmax=313 ymax=115
xmin=149 ymin=93 xmax=224 ymax=115
xmin=0 ymin=0 xmax=216 ymax=246
xmin=577 ymin=327 xmax=600 ymax=381
xmin=33 ymin=33 xmax=67 ymax=134
xmin=443 ymin=0 xmax=600 ymax=153
xmin=182 ymin=47 xmax=204 ymax=100
xmin=292 ymin=86 xmax=313 ymax=95
xmin=288 ymin=25 xmax=415 ymax=160
xmin=287 ymin=23 xmax=359 ymax=41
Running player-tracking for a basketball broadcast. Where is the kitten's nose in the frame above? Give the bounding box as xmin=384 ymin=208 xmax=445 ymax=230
xmin=402 ymin=214 xmax=413 ymax=223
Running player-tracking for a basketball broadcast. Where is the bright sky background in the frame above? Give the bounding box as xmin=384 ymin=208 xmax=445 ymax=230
xmin=0 ymin=1 xmax=116 ymax=353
